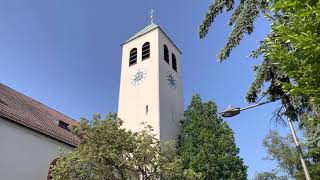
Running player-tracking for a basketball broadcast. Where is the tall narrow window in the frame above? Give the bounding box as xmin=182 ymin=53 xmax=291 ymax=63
xmin=172 ymin=53 xmax=177 ymax=72
xmin=129 ymin=48 xmax=137 ymax=66
xmin=146 ymin=105 xmax=149 ymax=115
xmin=142 ymin=42 xmax=150 ymax=60
xmin=164 ymin=45 xmax=169 ymax=64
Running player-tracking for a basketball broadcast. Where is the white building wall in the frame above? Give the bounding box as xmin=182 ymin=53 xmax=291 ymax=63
xmin=158 ymin=30 xmax=184 ymax=142
xmin=0 ymin=117 xmax=73 ymax=180
xmin=118 ymin=29 xmax=161 ymax=138
xmin=118 ymin=26 xmax=184 ymax=142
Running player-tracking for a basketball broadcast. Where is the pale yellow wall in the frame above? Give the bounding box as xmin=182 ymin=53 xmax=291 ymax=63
xmin=118 ymin=26 xmax=184 ymax=141
xmin=0 ymin=117 xmax=73 ymax=180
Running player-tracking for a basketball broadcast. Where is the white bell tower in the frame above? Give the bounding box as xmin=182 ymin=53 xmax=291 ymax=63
xmin=117 ymin=14 xmax=184 ymax=141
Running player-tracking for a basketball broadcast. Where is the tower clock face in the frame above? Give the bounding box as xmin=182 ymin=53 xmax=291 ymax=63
xmin=131 ymin=68 xmax=147 ymax=86
xmin=166 ymin=71 xmax=177 ymax=89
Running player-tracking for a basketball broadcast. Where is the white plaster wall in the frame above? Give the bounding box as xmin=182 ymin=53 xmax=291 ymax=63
xmin=118 ymin=27 xmax=183 ymax=142
xmin=0 ymin=117 xmax=73 ymax=180
xmin=118 ymin=28 xmax=161 ymax=139
xmin=158 ymin=30 xmax=184 ymax=142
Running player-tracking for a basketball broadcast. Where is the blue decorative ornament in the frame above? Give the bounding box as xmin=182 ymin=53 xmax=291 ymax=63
xmin=166 ymin=71 xmax=177 ymax=89
xmin=131 ymin=68 xmax=147 ymax=86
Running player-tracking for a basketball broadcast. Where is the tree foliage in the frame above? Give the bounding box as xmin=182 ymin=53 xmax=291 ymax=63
xmin=178 ymin=94 xmax=248 ymax=179
xmin=199 ymin=0 xmax=320 ymax=177
xmin=263 ymin=0 xmax=320 ymax=106
xmin=199 ymin=0 xmax=268 ymax=61
xmin=51 ymin=113 xmax=201 ymax=180
xmin=300 ymin=116 xmax=320 ymax=177
xmin=254 ymin=171 xmax=288 ymax=180
xmin=263 ymin=130 xmax=302 ymax=178
xmin=199 ymin=0 xmax=311 ymax=120
xmin=261 ymin=129 xmax=320 ymax=178
xmin=256 ymin=1 xmax=320 ymax=177
xmin=250 ymin=0 xmax=320 ymax=115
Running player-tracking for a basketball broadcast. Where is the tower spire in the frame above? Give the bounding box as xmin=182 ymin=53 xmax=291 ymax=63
xmin=150 ymin=9 xmax=154 ymax=23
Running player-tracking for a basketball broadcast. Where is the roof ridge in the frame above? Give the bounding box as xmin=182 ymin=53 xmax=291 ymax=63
xmin=0 ymin=83 xmax=79 ymax=146
xmin=0 ymin=105 xmax=79 ymax=146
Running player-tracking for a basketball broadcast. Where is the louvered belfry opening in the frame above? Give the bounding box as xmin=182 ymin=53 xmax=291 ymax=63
xmin=164 ymin=45 xmax=169 ymax=64
xmin=129 ymin=48 xmax=137 ymax=66
xmin=172 ymin=53 xmax=177 ymax=72
xmin=142 ymin=42 xmax=150 ymax=60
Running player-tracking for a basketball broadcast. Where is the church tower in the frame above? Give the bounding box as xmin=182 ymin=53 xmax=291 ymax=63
xmin=117 ymin=15 xmax=183 ymax=141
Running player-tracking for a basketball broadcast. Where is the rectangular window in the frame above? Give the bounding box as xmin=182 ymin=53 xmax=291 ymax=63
xmin=146 ymin=105 xmax=148 ymax=115
xmin=58 ymin=120 xmax=70 ymax=131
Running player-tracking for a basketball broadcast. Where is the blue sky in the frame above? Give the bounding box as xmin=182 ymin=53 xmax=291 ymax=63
xmin=0 ymin=0 xmax=291 ymax=178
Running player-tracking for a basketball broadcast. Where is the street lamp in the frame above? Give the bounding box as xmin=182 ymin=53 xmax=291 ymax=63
xmin=220 ymin=101 xmax=311 ymax=180
xmin=220 ymin=101 xmax=270 ymax=118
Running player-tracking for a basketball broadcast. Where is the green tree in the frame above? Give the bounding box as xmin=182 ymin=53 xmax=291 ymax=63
xmin=261 ymin=0 xmax=320 ymax=106
xmin=302 ymin=117 xmax=320 ymax=177
xmin=199 ymin=0 xmax=319 ymax=121
xmin=178 ymin=94 xmax=247 ymax=179
xmin=251 ymin=1 xmax=320 ymax=177
xmin=199 ymin=0 xmax=310 ymax=120
xmin=262 ymin=131 xmax=302 ymax=178
xmin=51 ymin=113 xmax=201 ymax=180
xmin=199 ymin=0 xmax=268 ymax=61
xmin=259 ymin=2 xmax=320 ymax=175
xmin=260 ymin=129 xmax=320 ymax=178
xmin=254 ymin=171 xmax=288 ymax=180
xmin=199 ymin=0 xmax=320 ymax=177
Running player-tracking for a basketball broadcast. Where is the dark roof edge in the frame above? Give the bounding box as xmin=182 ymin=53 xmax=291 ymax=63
xmin=0 ymin=115 xmax=77 ymax=147
xmin=1 ymin=84 xmax=77 ymax=125
xmin=121 ymin=27 xmax=182 ymax=54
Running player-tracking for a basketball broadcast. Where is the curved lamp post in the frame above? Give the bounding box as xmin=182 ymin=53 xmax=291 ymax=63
xmin=220 ymin=101 xmax=270 ymax=118
xmin=220 ymin=101 xmax=311 ymax=180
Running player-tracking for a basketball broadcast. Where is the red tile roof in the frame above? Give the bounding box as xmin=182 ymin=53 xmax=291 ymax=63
xmin=0 ymin=83 xmax=80 ymax=147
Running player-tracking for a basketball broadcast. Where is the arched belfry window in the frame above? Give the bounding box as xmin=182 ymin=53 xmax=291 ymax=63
xmin=164 ymin=45 xmax=169 ymax=64
xmin=172 ymin=53 xmax=177 ymax=72
xmin=129 ymin=48 xmax=137 ymax=66
xmin=142 ymin=42 xmax=150 ymax=60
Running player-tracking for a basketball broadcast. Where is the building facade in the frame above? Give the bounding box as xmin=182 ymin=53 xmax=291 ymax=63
xmin=0 ymin=84 xmax=79 ymax=180
xmin=118 ymin=21 xmax=184 ymax=141
xmin=0 ymin=117 xmax=73 ymax=180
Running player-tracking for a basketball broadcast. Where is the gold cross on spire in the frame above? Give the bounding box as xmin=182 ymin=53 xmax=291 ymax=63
xmin=150 ymin=9 xmax=154 ymax=23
